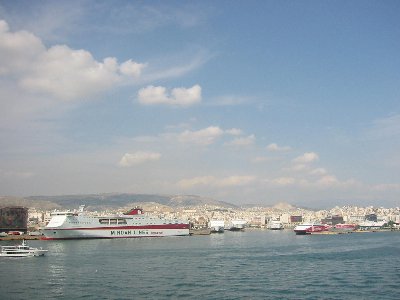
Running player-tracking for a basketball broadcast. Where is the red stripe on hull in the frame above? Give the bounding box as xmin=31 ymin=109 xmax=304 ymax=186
xmin=41 ymin=234 xmax=189 ymax=240
xmin=43 ymin=224 xmax=189 ymax=231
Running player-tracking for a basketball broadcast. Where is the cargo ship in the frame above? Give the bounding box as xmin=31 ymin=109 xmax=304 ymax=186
xmin=41 ymin=206 xmax=190 ymax=240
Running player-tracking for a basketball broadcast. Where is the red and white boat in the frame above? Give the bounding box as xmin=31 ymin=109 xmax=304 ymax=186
xmin=333 ymin=223 xmax=357 ymax=231
xmin=42 ymin=206 xmax=190 ymax=240
xmin=293 ymin=222 xmax=330 ymax=235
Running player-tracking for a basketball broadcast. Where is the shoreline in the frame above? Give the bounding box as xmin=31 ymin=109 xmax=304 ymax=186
xmin=0 ymin=235 xmax=42 ymax=241
xmin=1 ymin=228 xmax=398 ymax=240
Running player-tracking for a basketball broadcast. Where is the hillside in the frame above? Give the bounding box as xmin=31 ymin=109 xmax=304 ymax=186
xmin=0 ymin=193 xmax=237 ymax=210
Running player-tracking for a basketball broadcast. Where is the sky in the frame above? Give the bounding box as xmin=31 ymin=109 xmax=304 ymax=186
xmin=0 ymin=0 xmax=399 ymax=208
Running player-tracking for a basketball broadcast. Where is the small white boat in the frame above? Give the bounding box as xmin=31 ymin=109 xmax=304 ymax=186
xmin=228 ymin=220 xmax=246 ymax=231
xmin=209 ymin=220 xmax=225 ymax=233
xmin=0 ymin=240 xmax=48 ymax=257
xmin=268 ymin=220 xmax=284 ymax=230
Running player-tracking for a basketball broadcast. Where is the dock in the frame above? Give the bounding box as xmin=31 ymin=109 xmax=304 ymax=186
xmin=189 ymin=228 xmax=211 ymax=235
xmin=0 ymin=235 xmax=42 ymax=241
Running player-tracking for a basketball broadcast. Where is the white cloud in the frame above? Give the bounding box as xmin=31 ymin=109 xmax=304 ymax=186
xmin=266 ymin=143 xmax=291 ymax=152
xmin=270 ymin=177 xmax=296 ymax=186
xmin=0 ymin=20 xmax=45 ymax=74
xmin=141 ymin=49 xmax=211 ymax=83
xmin=368 ymin=113 xmax=400 ymax=139
xmin=217 ymin=175 xmax=256 ymax=187
xmin=290 ymin=164 xmax=309 ymax=172
xmin=226 ymin=128 xmax=243 ymax=136
xmin=0 ymin=169 xmax=35 ymax=179
xmin=178 ymin=126 xmax=224 ymax=145
xmin=251 ymin=156 xmax=270 ymax=163
xmin=293 ymin=152 xmax=319 ymax=164
xmin=171 ymin=85 xmax=202 ymax=106
xmin=118 ymin=151 xmax=161 ymax=167
xmin=209 ymin=95 xmax=250 ymax=106
xmin=371 ymin=183 xmax=400 ymax=191
xmin=138 ymin=84 xmax=201 ymax=107
xmin=309 ymin=168 xmax=327 ymax=176
xmin=0 ymin=20 xmax=146 ymax=101
xmin=176 ymin=126 xmax=256 ymax=147
xmin=263 ymin=174 xmax=357 ymax=190
xmin=177 ymin=176 xmax=215 ymax=189
xmin=177 ymin=175 xmax=256 ymax=189
xmin=226 ymin=134 xmax=255 ymax=146
xmin=119 ymin=59 xmax=146 ymax=77
xmin=317 ymin=175 xmax=339 ymax=186
xmin=137 ymin=86 xmax=169 ymax=105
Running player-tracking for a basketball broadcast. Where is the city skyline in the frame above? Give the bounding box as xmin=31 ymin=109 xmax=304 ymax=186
xmin=1 ymin=1 xmax=399 ymax=208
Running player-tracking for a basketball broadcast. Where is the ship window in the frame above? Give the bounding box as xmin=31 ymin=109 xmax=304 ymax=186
xmin=117 ymin=219 xmax=127 ymax=224
xmin=110 ymin=219 xmax=117 ymax=224
xmin=99 ymin=219 xmax=109 ymax=224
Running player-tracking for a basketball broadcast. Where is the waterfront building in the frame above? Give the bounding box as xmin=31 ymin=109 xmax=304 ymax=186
xmin=348 ymin=215 xmax=365 ymax=223
xmin=321 ymin=215 xmax=344 ymax=225
xmin=0 ymin=206 xmax=28 ymax=234
xmin=365 ymin=213 xmax=378 ymax=222
xmin=248 ymin=215 xmax=266 ymax=227
xmin=279 ymin=214 xmax=291 ymax=224
xmin=290 ymin=215 xmax=302 ymax=223
xmin=358 ymin=220 xmax=386 ymax=230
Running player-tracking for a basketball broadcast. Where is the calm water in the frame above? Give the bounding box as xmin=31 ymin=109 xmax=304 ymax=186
xmin=1 ymin=230 xmax=399 ymax=299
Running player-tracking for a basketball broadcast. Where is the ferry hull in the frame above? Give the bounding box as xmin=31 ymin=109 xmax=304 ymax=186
xmin=210 ymin=226 xmax=224 ymax=233
xmin=0 ymin=251 xmax=47 ymax=257
xmin=42 ymin=227 xmax=189 ymax=240
xmin=294 ymin=224 xmax=329 ymax=235
xmin=42 ymin=206 xmax=190 ymax=240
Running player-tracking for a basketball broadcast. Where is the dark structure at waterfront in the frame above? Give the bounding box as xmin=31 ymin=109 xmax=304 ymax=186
xmin=290 ymin=216 xmax=302 ymax=223
xmin=365 ymin=213 xmax=378 ymax=222
xmin=321 ymin=215 xmax=344 ymax=226
xmin=0 ymin=206 xmax=28 ymax=233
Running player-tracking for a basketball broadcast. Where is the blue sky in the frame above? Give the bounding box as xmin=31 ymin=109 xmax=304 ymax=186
xmin=0 ymin=0 xmax=399 ymax=208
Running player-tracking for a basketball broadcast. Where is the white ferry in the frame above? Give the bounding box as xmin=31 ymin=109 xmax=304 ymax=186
xmin=0 ymin=240 xmax=48 ymax=257
xmin=42 ymin=206 xmax=190 ymax=240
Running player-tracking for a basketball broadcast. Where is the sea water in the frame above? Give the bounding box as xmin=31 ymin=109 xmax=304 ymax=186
xmin=0 ymin=230 xmax=399 ymax=299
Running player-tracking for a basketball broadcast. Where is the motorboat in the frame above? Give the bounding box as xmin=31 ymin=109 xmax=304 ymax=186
xmin=0 ymin=240 xmax=48 ymax=257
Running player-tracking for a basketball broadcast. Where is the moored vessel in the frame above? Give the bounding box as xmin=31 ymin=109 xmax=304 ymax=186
xmin=228 ymin=220 xmax=246 ymax=231
xmin=294 ymin=222 xmax=329 ymax=235
xmin=333 ymin=223 xmax=357 ymax=232
xmin=0 ymin=240 xmax=48 ymax=257
xmin=268 ymin=220 xmax=284 ymax=230
xmin=41 ymin=206 xmax=190 ymax=240
xmin=209 ymin=220 xmax=225 ymax=233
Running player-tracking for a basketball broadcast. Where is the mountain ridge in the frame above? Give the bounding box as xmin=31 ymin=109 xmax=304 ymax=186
xmin=1 ymin=193 xmax=237 ymax=210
